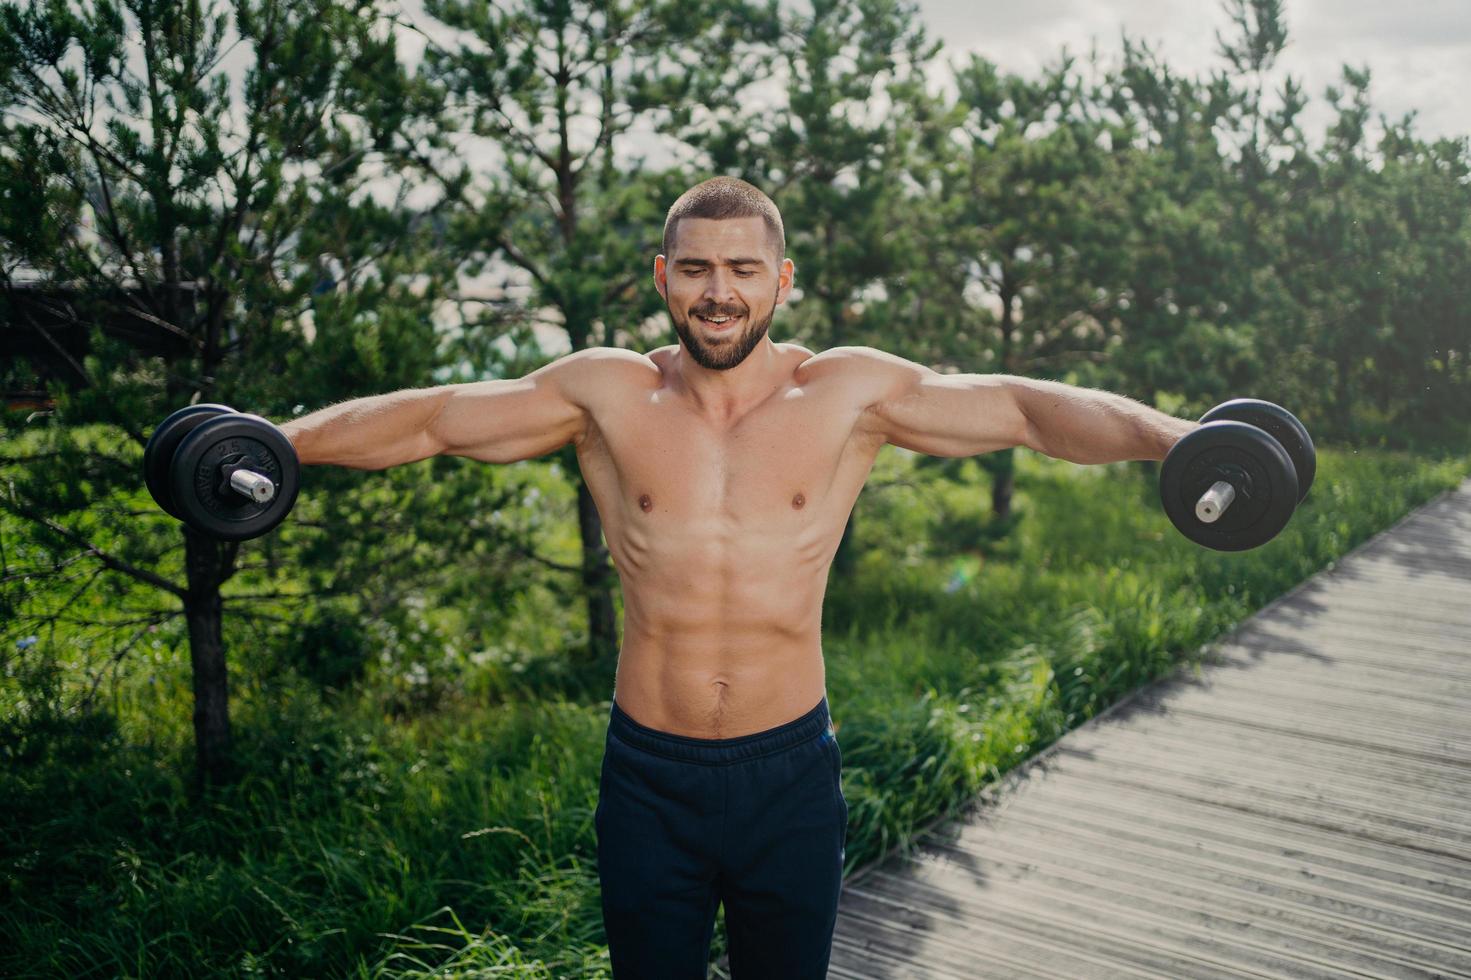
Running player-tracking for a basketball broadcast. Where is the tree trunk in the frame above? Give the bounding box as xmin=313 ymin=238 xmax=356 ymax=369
xmin=562 ymin=283 xmax=617 ymax=673
xmin=182 ymin=525 xmax=232 ymax=786
xmin=989 ymin=447 xmax=1015 ymax=520
xmin=833 ymin=509 xmax=858 ymax=578
xmin=991 ymin=277 xmax=1018 ymax=520
xmin=575 ymin=474 xmax=619 ymax=673
xmin=824 ymin=241 xmax=861 ymax=579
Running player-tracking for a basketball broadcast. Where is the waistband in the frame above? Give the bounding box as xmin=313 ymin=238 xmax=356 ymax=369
xmin=608 ymin=695 xmax=832 ymax=765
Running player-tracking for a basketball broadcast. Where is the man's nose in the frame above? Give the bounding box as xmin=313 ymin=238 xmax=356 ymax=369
xmin=702 ymin=269 xmax=738 ymax=303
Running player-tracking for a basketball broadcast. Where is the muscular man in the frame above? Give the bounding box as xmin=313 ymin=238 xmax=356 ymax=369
xmin=279 ymin=176 xmax=1197 ymax=977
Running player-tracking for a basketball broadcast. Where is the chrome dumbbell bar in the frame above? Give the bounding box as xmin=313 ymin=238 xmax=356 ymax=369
xmin=229 ymin=468 xmax=278 ymax=504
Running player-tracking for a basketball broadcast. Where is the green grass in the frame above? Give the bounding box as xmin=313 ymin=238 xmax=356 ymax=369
xmin=1 ymin=445 xmax=1466 ymax=978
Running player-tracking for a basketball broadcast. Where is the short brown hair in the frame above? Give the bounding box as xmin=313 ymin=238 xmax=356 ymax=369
xmin=662 ymin=176 xmax=785 ymax=261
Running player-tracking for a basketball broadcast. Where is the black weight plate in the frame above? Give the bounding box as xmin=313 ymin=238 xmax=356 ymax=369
xmin=1160 ymin=420 xmax=1298 ymax=552
xmin=169 ymin=413 xmax=300 ymax=541
xmin=144 ymin=403 xmax=236 ymax=519
xmin=1200 ymin=398 xmax=1315 ymax=502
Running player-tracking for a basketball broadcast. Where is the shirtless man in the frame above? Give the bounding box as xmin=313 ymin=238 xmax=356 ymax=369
xmin=279 ymin=176 xmax=1196 ymax=978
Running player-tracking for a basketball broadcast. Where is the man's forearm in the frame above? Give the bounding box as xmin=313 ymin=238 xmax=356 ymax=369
xmin=1011 ymin=378 xmax=1197 ymax=464
xmin=277 ymin=387 xmax=451 ymax=469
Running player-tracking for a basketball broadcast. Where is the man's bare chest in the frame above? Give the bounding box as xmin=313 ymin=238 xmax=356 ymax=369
xmin=573 ymin=383 xmax=882 ymax=533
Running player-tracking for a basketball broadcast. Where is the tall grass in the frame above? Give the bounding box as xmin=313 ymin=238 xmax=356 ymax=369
xmin=1 ymin=446 xmax=1465 ymax=977
xmin=824 ymin=447 xmax=1469 ymax=874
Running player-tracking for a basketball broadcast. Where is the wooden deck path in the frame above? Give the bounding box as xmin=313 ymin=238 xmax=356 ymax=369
xmin=828 ymin=481 xmax=1471 ymax=979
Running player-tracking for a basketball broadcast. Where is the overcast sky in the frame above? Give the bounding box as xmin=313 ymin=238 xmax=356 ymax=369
xmin=915 ymin=0 xmax=1470 ymax=144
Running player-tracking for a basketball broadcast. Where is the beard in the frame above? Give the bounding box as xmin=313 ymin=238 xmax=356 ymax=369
xmin=667 ymin=287 xmax=777 ymax=371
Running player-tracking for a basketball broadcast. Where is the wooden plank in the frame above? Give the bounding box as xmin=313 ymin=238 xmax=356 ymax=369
xmin=1126 ymin=686 xmax=1471 ymax=760
xmin=1153 ymin=703 xmax=1469 ymax=774
xmin=1266 ymin=599 xmax=1471 ymax=638
xmin=1303 ymin=567 xmax=1471 ymax=598
xmin=1154 ymin=673 xmax=1471 ymax=733
xmin=980 ymin=789 xmax=1471 ymax=921
xmin=1233 ymin=620 xmax=1471 ymax=660
xmin=894 ymin=840 xmax=1471 ymax=977
xmin=1058 ymin=724 xmax=1471 ymax=820
xmin=1184 ymin=660 xmax=1471 ymax=710
xmin=1274 ymin=583 xmax=1471 ymax=621
xmin=833 ymin=887 xmax=1181 ymax=979
xmin=922 ymin=812 xmax=1471 ymax=941
xmin=1058 ymin=705 xmax=1471 ymax=798
xmin=840 ymin=878 xmax=1257 ymax=979
xmin=1049 ymin=752 xmax=1471 ymax=853
xmin=1216 ymin=627 xmax=1471 ymax=668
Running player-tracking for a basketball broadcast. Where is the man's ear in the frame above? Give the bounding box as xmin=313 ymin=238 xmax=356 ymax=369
xmin=776 ymin=257 xmax=795 ymax=304
xmin=653 ymin=254 xmax=667 ymax=300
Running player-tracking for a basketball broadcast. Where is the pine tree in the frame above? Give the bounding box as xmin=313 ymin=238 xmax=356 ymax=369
xmin=412 ymin=0 xmax=781 ymax=668
xmin=0 ymin=0 xmax=444 ymax=784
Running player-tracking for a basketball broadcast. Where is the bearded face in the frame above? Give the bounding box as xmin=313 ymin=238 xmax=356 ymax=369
xmin=656 ymin=216 xmax=794 ymax=371
xmin=666 ymin=287 xmax=778 ymax=371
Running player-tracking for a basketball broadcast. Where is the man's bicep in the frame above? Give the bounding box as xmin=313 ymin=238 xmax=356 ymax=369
xmin=859 ymin=350 xmax=1032 ymax=457
xmin=428 ymin=354 xmax=592 ymax=464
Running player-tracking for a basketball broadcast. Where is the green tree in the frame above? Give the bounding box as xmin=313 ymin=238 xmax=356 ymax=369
xmin=908 ymin=52 xmax=1132 ymax=520
xmin=412 ymin=0 xmax=781 ymax=669
xmin=0 ymin=0 xmax=449 ymax=784
xmin=1262 ymin=66 xmax=1471 ymax=445
xmin=1369 ymin=119 xmax=1471 ymax=443
xmin=693 ymin=0 xmax=937 ymax=574
xmin=1085 ymin=33 xmax=1256 ymax=413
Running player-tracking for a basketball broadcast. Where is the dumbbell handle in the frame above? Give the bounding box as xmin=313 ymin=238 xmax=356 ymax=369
xmin=229 ymin=468 xmax=277 ymax=504
xmin=1195 ymin=480 xmax=1236 ymax=524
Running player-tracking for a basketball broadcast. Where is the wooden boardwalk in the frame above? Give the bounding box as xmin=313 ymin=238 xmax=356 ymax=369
xmin=829 ymin=481 xmax=1471 ymax=980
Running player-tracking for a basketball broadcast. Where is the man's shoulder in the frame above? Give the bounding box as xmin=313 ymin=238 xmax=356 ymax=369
xmin=793 ymin=347 xmax=927 ymax=448
xmin=544 ymin=346 xmax=661 ymax=409
xmin=795 ymin=345 xmax=921 ymax=393
xmin=559 ymin=342 xmax=913 ymax=395
xmin=555 ymin=345 xmax=663 ymax=377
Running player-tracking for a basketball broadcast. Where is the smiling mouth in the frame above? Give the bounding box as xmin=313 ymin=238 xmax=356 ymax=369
xmin=697 ymin=313 xmax=743 ymax=328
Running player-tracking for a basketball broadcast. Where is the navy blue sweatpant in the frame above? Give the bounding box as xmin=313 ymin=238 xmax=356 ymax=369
xmin=594 ymin=695 xmax=848 ymax=978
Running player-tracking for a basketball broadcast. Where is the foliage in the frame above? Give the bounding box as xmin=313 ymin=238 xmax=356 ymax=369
xmin=2 ymin=446 xmax=1465 ymax=977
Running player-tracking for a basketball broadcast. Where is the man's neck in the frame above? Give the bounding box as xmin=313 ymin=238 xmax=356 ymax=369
xmin=674 ymin=341 xmax=786 ymax=422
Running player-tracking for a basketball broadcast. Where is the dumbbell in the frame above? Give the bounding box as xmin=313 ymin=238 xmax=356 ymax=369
xmin=1159 ymin=398 xmax=1316 ymax=552
xmin=144 ymin=404 xmax=300 ymax=541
